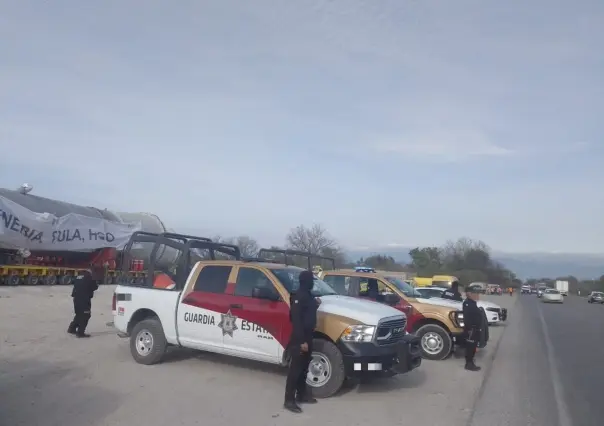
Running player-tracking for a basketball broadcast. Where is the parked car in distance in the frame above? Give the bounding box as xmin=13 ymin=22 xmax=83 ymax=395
xmin=521 ymin=285 xmax=531 ymax=294
xmin=587 ymin=291 xmax=604 ymax=304
xmin=541 ymin=289 xmax=563 ymax=303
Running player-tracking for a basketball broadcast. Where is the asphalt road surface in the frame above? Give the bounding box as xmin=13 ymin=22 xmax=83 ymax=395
xmin=470 ymin=293 xmax=604 ymax=426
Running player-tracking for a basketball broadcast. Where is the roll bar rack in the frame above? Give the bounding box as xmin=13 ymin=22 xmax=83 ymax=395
xmin=255 ymin=248 xmax=335 ymax=270
xmin=124 ymin=231 xmax=241 ymax=261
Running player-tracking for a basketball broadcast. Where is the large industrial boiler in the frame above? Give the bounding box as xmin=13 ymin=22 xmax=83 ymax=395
xmin=0 ymin=185 xmax=179 ymax=286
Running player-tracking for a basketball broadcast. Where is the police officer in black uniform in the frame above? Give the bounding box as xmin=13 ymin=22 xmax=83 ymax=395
xmin=441 ymin=280 xmax=463 ymax=301
xmin=284 ymin=270 xmax=319 ymax=413
xmin=462 ymin=286 xmax=482 ymax=371
xmin=67 ymin=269 xmax=100 ymax=338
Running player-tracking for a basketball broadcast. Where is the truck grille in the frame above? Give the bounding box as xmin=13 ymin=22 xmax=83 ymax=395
xmin=375 ymin=317 xmax=407 ymax=346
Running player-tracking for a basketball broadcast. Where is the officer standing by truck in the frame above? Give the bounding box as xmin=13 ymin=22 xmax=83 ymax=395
xmin=462 ymin=286 xmax=482 ymax=371
xmin=441 ymin=280 xmax=463 ymax=301
xmin=284 ymin=270 xmax=319 ymax=413
xmin=67 ymin=269 xmax=100 ymax=338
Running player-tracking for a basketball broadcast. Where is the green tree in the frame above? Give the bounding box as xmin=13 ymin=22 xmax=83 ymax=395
xmin=363 ymin=254 xmax=406 ymax=272
xmin=408 ymin=237 xmax=517 ymax=287
xmin=409 ymin=246 xmax=442 ymax=276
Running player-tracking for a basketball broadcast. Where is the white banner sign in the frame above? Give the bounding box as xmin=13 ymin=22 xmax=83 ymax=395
xmin=0 ymin=195 xmax=142 ymax=251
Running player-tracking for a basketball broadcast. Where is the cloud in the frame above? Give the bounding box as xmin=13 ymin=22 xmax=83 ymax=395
xmin=0 ymin=0 xmax=602 ymax=253
xmin=372 ymin=130 xmax=513 ymax=162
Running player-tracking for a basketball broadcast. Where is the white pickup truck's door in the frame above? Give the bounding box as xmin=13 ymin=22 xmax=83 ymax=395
xmin=176 ymin=265 xmax=235 ymax=352
xmin=221 ymin=266 xmax=287 ymax=364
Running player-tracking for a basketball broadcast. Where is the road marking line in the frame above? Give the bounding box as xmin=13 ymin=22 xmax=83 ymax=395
xmin=537 ymin=303 xmax=572 ymax=426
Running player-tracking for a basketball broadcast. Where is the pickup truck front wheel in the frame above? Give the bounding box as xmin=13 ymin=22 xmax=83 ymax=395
xmin=130 ymin=318 xmax=167 ymax=365
xmin=415 ymin=324 xmax=452 ymax=361
xmin=306 ymin=339 xmax=346 ymax=399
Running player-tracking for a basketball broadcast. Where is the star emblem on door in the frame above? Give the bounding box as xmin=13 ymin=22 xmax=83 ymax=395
xmin=218 ymin=310 xmax=239 ymax=337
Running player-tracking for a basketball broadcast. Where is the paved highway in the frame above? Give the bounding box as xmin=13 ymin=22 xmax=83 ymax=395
xmin=471 ymin=293 xmax=604 ymax=426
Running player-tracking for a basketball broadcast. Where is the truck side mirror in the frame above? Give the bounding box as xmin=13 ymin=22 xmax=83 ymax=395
xmin=252 ymin=286 xmax=280 ymax=301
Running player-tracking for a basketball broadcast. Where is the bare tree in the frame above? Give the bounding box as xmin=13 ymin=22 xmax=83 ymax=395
xmin=286 ymin=224 xmax=336 ymax=255
xmin=440 ymin=237 xmax=491 ymax=268
xmin=319 ymin=245 xmax=349 ymax=268
xmin=211 ymin=235 xmax=258 ymax=258
xmin=441 ymin=238 xmax=490 ymax=258
xmin=212 ymin=235 xmax=233 ymax=244
xmin=234 ymin=235 xmax=259 ymax=258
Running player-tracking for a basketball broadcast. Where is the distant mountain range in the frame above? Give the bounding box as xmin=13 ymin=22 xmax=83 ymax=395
xmin=345 ymin=247 xmax=604 ymax=280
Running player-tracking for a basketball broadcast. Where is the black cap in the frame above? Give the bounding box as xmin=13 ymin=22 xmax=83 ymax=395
xmin=467 ymin=286 xmax=480 ymax=294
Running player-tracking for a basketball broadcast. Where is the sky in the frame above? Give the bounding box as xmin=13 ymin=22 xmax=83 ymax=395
xmin=1 ymin=0 xmax=603 ymax=254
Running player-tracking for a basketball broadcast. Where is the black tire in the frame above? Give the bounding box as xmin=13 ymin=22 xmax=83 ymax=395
xmin=129 ymin=318 xmax=167 ymax=365
xmin=60 ymin=275 xmax=73 ymax=286
xmin=26 ymin=275 xmax=40 ymax=285
xmin=415 ymin=324 xmax=453 ymax=361
xmin=306 ymin=338 xmax=346 ymax=399
xmin=44 ymin=275 xmax=58 ymax=286
xmin=8 ymin=275 xmax=21 ymax=286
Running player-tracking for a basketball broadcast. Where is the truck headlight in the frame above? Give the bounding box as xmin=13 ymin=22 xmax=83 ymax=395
xmin=340 ymin=325 xmax=375 ymax=343
xmin=450 ymin=311 xmax=464 ymax=328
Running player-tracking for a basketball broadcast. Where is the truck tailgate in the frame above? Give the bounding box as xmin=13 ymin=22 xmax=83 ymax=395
xmin=112 ymin=285 xmax=182 ymax=344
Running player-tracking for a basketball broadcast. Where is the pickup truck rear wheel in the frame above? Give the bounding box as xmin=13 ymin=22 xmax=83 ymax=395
xmin=306 ymin=338 xmax=346 ymax=399
xmin=130 ymin=318 xmax=167 ymax=365
xmin=415 ymin=324 xmax=452 ymax=361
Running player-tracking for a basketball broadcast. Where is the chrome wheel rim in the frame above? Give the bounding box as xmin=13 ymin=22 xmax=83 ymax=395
xmin=307 ymin=352 xmax=332 ymax=387
xmin=421 ymin=332 xmax=444 ymax=355
xmin=135 ymin=329 xmax=154 ymax=356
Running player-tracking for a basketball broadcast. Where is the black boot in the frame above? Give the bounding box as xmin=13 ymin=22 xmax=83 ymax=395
xmin=67 ymin=323 xmax=77 ymax=335
xmin=465 ymin=362 xmax=481 ymax=371
xmin=296 ymin=394 xmax=318 ymax=404
xmin=284 ymin=400 xmax=302 ymax=413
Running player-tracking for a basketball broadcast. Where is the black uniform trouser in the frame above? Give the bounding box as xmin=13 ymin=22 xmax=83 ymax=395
xmin=285 ymin=341 xmax=312 ymax=401
xmin=465 ymin=328 xmax=478 ymax=364
xmin=68 ymin=298 xmax=92 ymax=334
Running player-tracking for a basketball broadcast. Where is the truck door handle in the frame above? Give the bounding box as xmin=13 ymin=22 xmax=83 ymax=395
xmin=229 ymin=304 xmax=243 ymax=309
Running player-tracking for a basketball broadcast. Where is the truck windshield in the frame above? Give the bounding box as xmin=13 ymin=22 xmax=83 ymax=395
xmin=384 ymin=276 xmax=422 ymax=298
xmin=269 ymin=267 xmax=338 ymax=297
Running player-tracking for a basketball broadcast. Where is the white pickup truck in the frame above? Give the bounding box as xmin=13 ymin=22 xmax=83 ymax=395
xmin=112 ymin=232 xmax=422 ymax=398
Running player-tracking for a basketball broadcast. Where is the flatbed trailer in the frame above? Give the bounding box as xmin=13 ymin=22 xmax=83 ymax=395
xmin=0 ymin=264 xmax=147 ymax=286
